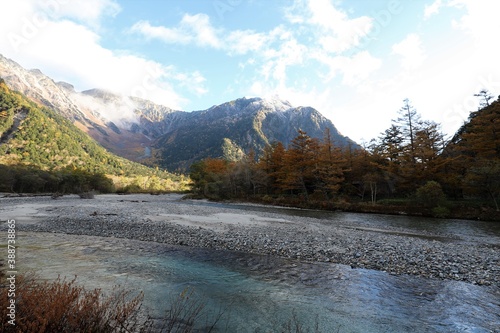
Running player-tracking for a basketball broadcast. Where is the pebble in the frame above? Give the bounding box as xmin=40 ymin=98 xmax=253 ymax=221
xmin=1 ymin=194 xmax=498 ymax=287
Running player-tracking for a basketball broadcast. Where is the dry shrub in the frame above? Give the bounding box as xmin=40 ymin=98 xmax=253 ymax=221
xmin=0 ymin=274 xmax=227 ymax=333
xmin=150 ymin=288 xmax=225 ymax=333
xmin=0 ymin=273 xmax=144 ymax=333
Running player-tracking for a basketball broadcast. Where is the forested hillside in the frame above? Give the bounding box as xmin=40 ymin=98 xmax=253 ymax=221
xmin=190 ymin=96 xmax=500 ymax=220
xmin=0 ymin=78 xmax=187 ymax=193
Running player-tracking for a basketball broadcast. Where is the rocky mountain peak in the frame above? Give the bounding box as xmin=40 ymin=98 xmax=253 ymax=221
xmin=259 ymin=96 xmax=294 ymax=112
xmin=82 ymin=88 xmax=122 ymax=103
xmin=28 ymin=68 xmax=44 ymax=76
xmin=56 ymin=81 xmax=75 ymax=92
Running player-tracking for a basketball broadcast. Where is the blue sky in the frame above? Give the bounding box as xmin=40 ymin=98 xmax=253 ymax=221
xmin=1 ymin=0 xmax=499 ymax=143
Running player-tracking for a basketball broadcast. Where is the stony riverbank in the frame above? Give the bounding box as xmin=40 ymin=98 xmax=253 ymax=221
xmin=1 ymin=194 xmax=498 ymax=287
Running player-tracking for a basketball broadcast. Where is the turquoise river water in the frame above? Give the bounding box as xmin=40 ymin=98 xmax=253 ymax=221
xmin=9 ymin=200 xmax=500 ymax=332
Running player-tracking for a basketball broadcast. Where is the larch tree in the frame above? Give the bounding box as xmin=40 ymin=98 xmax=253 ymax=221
xmin=316 ymin=128 xmax=345 ymax=199
xmin=412 ymin=120 xmax=446 ymax=185
xmin=394 ymin=98 xmax=422 ymax=165
xmin=281 ymin=130 xmax=319 ymax=199
xmin=257 ymin=141 xmax=286 ymax=194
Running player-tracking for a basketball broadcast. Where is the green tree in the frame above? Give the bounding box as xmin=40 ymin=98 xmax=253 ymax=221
xmin=415 ymin=181 xmax=447 ymax=208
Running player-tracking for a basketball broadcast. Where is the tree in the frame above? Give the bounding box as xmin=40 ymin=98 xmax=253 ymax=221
xmin=189 ymin=158 xmax=230 ymax=197
xmin=474 ymin=89 xmax=494 ymax=109
xmin=257 ymin=141 xmax=286 ymax=194
xmin=412 ymin=120 xmax=446 ymax=184
xmin=281 ymin=130 xmax=319 ymax=199
xmin=395 ymin=99 xmax=423 ymax=165
xmin=315 ymin=128 xmax=345 ymax=199
xmin=373 ymin=100 xmax=448 ymax=195
xmin=0 ymin=165 xmax=16 ymax=192
xmin=443 ymin=96 xmax=500 ymax=203
xmin=378 ymin=124 xmax=404 ymax=164
xmin=228 ymin=150 xmax=263 ymax=196
xmin=460 ymin=100 xmax=499 ymax=160
xmin=415 ymin=181 xmax=447 ymax=208
xmin=464 ymin=159 xmax=500 ymax=211
xmin=363 ymin=173 xmax=381 ymax=205
xmin=372 ymin=124 xmax=404 ymax=195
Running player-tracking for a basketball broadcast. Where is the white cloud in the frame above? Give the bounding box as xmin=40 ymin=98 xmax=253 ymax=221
xmin=131 ymin=14 xmax=273 ymax=56
xmin=226 ymin=30 xmax=269 ymax=55
xmin=424 ymin=0 xmax=443 ymax=19
xmin=130 ymin=13 xmax=222 ymax=48
xmin=71 ymin=91 xmax=140 ymax=127
xmin=287 ymin=0 xmax=373 ymax=53
xmin=449 ymin=0 xmax=500 ymax=46
xmin=392 ymin=33 xmax=426 ymax=71
xmin=261 ymin=34 xmax=307 ymax=86
xmin=130 ymin=17 xmax=309 ymax=91
xmin=0 ymin=1 xmax=207 ymax=110
xmin=130 ymin=20 xmax=192 ymax=45
xmin=47 ymin=0 xmax=121 ymax=27
xmin=313 ymin=51 xmax=382 ymax=86
xmin=174 ymin=71 xmax=208 ymax=96
xmin=127 ymin=0 xmax=381 ymax=113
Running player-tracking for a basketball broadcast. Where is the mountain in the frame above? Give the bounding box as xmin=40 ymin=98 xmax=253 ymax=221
xmin=153 ymin=97 xmax=357 ymax=171
xmin=0 ymin=54 xmax=162 ymax=161
xmin=0 ymin=78 xmax=184 ymax=192
xmin=0 ymin=54 xmax=358 ymax=172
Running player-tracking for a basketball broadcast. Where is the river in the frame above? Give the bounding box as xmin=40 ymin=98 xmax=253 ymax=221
xmin=6 ymin=197 xmax=500 ymax=332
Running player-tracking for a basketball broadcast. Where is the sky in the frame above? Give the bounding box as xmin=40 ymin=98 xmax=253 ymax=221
xmin=0 ymin=0 xmax=499 ymax=143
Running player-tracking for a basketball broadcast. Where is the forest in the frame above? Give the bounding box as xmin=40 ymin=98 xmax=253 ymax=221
xmin=190 ymin=93 xmax=500 ymax=221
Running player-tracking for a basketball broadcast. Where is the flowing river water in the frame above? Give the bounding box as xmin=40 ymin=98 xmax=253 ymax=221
xmin=4 ymin=197 xmax=500 ymax=332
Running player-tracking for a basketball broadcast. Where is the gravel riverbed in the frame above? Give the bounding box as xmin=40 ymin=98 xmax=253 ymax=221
xmin=1 ymin=194 xmax=499 ymax=287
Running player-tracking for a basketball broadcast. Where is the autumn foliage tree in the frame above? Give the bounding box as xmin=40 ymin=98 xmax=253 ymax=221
xmin=190 ymin=93 xmax=499 ymax=217
xmin=280 ymin=130 xmax=319 ymax=198
xmin=445 ymin=93 xmax=500 ymax=209
xmin=190 ymin=129 xmax=348 ymax=203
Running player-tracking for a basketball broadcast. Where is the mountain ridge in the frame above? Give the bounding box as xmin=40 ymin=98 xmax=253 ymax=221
xmin=0 ymin=54 xmax=358 ymax=172
xmin=0 ymin=79 xmax=184 ymax=193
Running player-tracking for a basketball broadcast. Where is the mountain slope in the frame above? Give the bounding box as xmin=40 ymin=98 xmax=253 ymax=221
xmin=154 ymin=97 xmax=357 ymax=171
xmin=0 ymin=79 xmax=183 ymax=188
xmin=0 ymin=54 xmax=162 ymax=161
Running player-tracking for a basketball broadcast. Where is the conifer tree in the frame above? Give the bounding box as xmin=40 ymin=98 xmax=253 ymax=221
xmin=394 ymin=98 xmax=422 ymax=165
xmin=281 ymin=130 xmax=319 ymax=199
xmin=316 ymin=128 xmax=345 ymax=198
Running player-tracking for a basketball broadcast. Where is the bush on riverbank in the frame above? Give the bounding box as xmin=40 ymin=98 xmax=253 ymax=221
xmin=0 ymin=272 xmax=321 ymax=332
xmin=0 ymin=273 xmax=144 ymax=333
xmin=215 ymin=194 xmax=499 ymax=221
